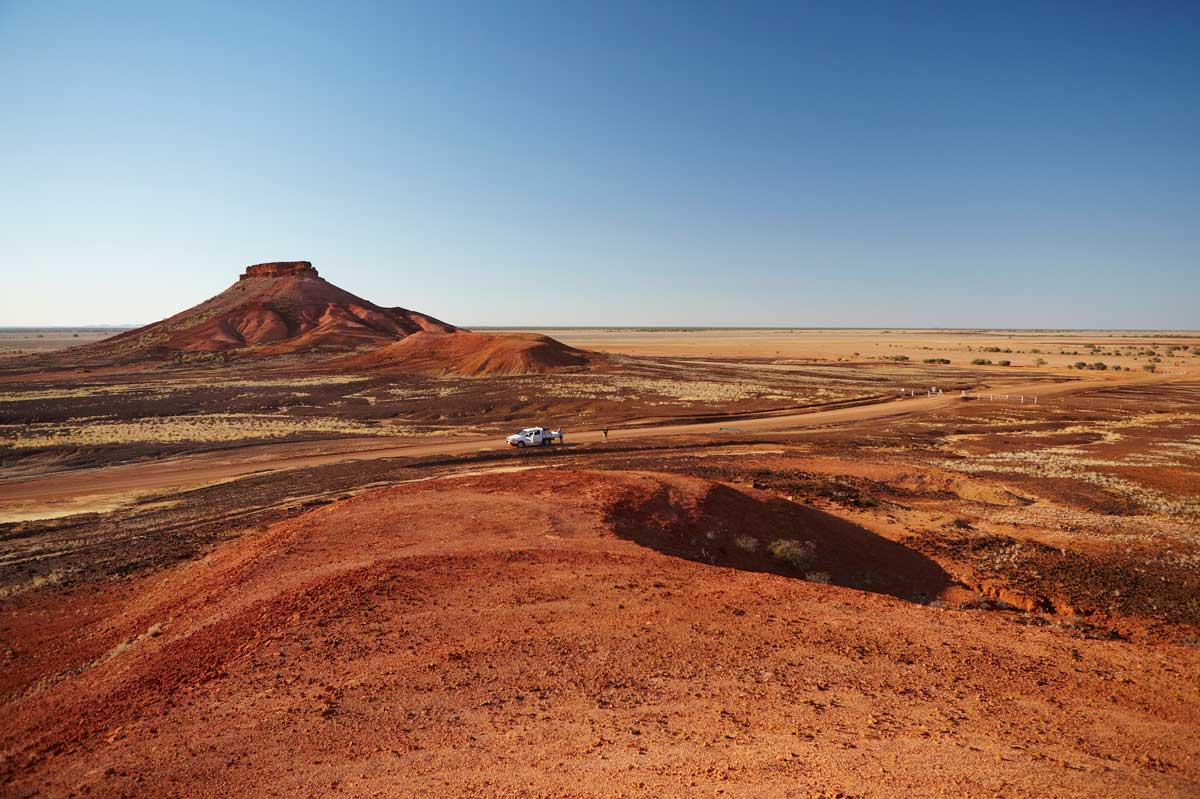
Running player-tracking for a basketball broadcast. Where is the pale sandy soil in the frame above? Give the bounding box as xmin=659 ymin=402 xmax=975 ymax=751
xmin=0 ymin=329 xmax=132 ymax=357
xmin=489 ymin=328 xmax=1200 ymax=374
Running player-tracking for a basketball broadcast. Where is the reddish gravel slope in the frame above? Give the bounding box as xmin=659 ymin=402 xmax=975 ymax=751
xmin=1 ymin=470 xmax=1197 ymax=797
xmin=341 ymin=330 xmax=593 ymax=375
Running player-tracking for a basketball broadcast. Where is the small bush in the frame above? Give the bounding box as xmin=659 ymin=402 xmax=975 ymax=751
xmin=997 ymin=360 xmax=1011 ymax=366
xmin=1033 ymin=358 xmax=1047 ymax=366
xmin=1143 ymin=364 xmax=1157 ymax=372
xmin=768 ymin=539 xmax=816 ymax=570
xmin=1073 ymin=361 xmax=1088 ymax=369
xmin=733 ymin=535 xmax=758 ymax=552
xmin=970 ymin=358 xmax=992 ymax=365
xmin=923 ymin=358 xmax=951 ymax=364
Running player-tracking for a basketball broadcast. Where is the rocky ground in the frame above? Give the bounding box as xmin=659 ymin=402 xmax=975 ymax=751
xmin=1 ymin=374 xmax=1198 ymax=796
xmin=2 ymin=468 xmax=1197 ymax=798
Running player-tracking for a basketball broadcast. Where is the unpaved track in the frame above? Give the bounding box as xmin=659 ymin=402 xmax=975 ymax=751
xmin=0 ymin=375 xmax=1148 ymax=519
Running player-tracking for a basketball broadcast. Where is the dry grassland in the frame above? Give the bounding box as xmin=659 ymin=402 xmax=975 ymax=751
xmin=0 ymin=414 xmax=451 ymax=449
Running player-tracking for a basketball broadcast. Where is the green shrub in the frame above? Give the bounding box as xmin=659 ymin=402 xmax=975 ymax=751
xmin=923 ymin=358 xmax=951 ymax=364
xmin=970 ymin=358 xmax=991 ymax=365
xmin=1142 ymin=364 xmax=1157 ymax=372
xmin=997 ymin=360 xmax=1011 ymax=366
xmin=768 ymin=539 xmax=816 ymax=570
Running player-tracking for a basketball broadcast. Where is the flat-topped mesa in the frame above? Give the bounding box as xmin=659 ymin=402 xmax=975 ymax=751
xmin=240 ymin=261 xmax=318 ymax=280
xmin=67 ymin=258 xmax=460 ymax=359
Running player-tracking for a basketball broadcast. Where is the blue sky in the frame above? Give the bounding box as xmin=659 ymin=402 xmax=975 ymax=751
xmin=1 ymin=1 xmax=1197 ymax=328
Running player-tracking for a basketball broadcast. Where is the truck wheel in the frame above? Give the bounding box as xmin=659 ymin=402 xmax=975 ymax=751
xmin=517 ymin=441 xmax=525 ymax=448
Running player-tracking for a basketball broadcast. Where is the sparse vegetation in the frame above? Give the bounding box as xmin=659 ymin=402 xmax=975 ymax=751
xmin=733 ymin=535 xmax=758 ymax=552
xmin=0 ymin=414 xmax=440 ymax=449
xmin=768 ymin=539 xmax=816 ymax=570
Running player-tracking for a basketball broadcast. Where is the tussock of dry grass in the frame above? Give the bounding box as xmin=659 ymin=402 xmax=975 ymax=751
xmin=0 ymin=568 xmax=68 ymax=599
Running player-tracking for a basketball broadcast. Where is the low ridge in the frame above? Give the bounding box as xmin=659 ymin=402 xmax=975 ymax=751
xmin=340 ymin=330 xmax=593 ymax=376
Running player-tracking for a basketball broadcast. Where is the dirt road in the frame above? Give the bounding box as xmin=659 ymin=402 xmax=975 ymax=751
xmin=0 ymin=375 xmax=1141 ymax=521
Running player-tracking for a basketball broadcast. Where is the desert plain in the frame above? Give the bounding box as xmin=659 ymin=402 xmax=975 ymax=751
xmin=1 ymin=265 xmax=1198 ymax=798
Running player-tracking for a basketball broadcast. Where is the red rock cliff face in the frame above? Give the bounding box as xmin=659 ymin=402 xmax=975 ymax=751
xmin=240 ymin=262 xmax=318 ymax=280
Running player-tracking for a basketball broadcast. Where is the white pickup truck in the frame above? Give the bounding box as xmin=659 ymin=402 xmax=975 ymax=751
xmin=506 ymin=427 xmax=563 ymax=448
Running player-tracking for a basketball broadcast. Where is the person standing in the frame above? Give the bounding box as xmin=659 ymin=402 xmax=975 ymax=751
xmin=602 ymin=427 xmax=609 ymax=443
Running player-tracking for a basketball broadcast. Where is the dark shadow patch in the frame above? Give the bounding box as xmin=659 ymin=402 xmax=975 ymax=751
xmin=606 ymin=481 xmax=955 ymax=603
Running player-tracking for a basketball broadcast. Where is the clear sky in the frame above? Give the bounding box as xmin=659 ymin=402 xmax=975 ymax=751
xmin=1 ymin=1 xmax=1197 ymax=328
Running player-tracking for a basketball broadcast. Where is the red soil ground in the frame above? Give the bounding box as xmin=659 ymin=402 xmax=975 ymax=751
xmin=2 ymin=470 xmax=1196 ymax=797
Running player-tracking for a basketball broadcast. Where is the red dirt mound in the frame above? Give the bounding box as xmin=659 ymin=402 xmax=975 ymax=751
xmin=3 ymin=469 xmax=1196 ymax=797
xmin=64 ymin=261 xmax=456 ymax=360
xmin=341 ymin=329 xmax=593 ymax=376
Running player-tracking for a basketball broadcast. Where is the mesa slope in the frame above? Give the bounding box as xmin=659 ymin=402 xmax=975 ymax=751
xmin=2 ymin=470 xmax=1195 ymax=798
xmin=72 ymin=261 xmax=457 ymax=359
xmin=44 ymin=261 xmax=593 ymax=377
